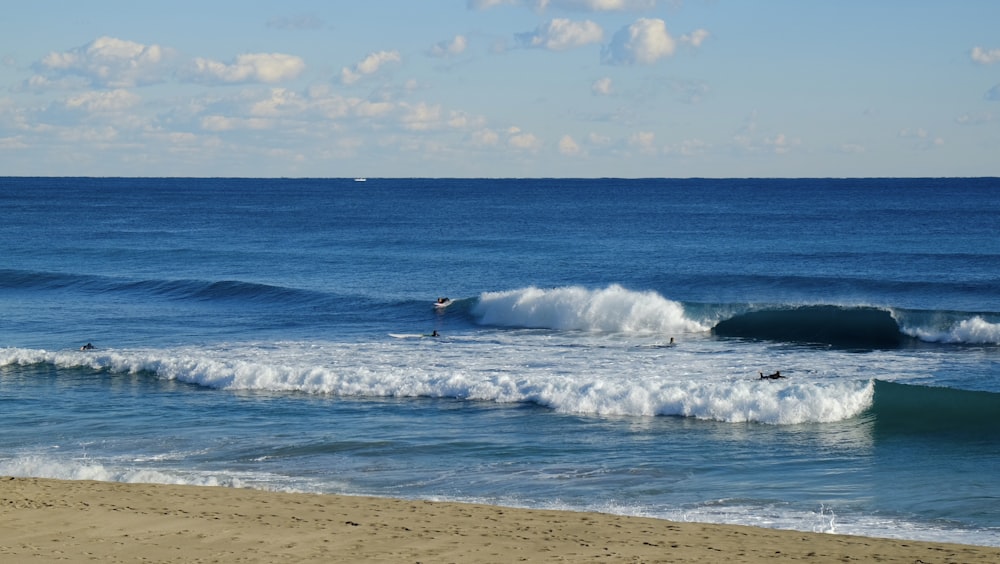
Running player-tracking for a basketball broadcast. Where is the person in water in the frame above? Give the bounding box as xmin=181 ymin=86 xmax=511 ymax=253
xmin=80 ymin=343 xmax=94 ymax=350
xmin=759 ymin=370 xmax=784 ymax=380
xmin=437 ymin=297 xmax=450 ymax=304
xmin=431 ymin=330 xmax=439 ymax=337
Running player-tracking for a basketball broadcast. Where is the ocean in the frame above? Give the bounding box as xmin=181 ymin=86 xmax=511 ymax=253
xmin=1 ymin=177 xmax=998 ymax=546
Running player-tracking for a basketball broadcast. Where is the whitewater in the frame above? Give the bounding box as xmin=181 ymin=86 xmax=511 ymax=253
xmin=1 ymin=177 xmax=998 ymax=547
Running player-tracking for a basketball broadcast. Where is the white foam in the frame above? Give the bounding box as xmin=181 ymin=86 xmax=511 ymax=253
xmin=0 ymin=455 xmax=232 ymax=487
xmin=902 ymin=315 xmax=1000 ymax=345
xmin=2 ymin=341 xmax=879 ymax=425
xmin=473 ymin=285 xmax=709 ymax=334
xmin=651 ymin=502 xmax=1000 ymax=547
xmin=421 ymin=494 xmax=1000 ymax=547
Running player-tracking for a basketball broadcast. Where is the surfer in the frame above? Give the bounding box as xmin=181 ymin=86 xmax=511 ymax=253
xmin=759 ymin=371 xmax=784 ymax=380
xmin=430 ymin=330 xmax=439 ymax=337
xmin=436 ymin=297 xmax=450 ymax=304
xmin=80 ymin=342 xmax=94 ymax=351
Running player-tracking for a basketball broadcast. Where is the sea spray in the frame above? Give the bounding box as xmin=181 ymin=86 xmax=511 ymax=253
xmin=472 ymin=285 xmax=708 ymax=334
xmin=899 ymin=315 xmax=1000 ymax=345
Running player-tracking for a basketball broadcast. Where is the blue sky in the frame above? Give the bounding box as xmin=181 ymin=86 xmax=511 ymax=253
xmin=2 ymin=0 xmax=998 ymax=178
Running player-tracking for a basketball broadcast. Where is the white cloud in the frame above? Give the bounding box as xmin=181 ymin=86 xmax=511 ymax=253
xmin=898 ymin=127 xmax=928 ymax=139
xmin=898 ymin=127 xmax=943 ymax=149
xmin=731 ymin=112 xmax=800 ymax=155
xmin=37 ymin=36 xmax=169 ymax=88
xmin=664 ymin=138 xmax=708 ymax=156
xmin=57 ymin=125 xmax=118 ymax=144
xmin=628 ymin=130 xmax=657 ymax=154
xmin=470 ymin=128 xmax=500 ymax=147
xmin=469 ymin=0 xmax=658 ymax=11
xmin=508 ymin=128 xmax=541 ymax=150
xmin=200 ymin=115 xmax=274 ymax=131
xmin=190 ymin=85 xmax=410 ymax=135
xmin=199 ymin=116 xmax=231 ymax=131
xmin=249 ymin=88 xmax=306 ymax=117
xmin=680 ymin=29 xmax=710 ymax=48
xmin=354 ymin=100 xmax=395 ymax=118
xmin=764 ymin=133 xmax=799 ymax=154
xmin=341 ymin=50 xmax=401 ymax=84
xmin=0 ymin=136 xmax=28 ymax=150
xmin=189 ymin=53 xmax=305 ymax=84
xmin=400 ymin=102 xmax=443 ymax=131
xmin=558 ymin=134 xmax=582 ymax=155
xmin=555 ymin=0 xmax=658 ymax=9
xmin=955 ymin=112 xmax=995 ymax=125
xmin=602 ymin=18 xmax=675 ymax=65
xmin=516 ymin=19 xmax=604 ymax=51
xmin=592 ymin=77 xmax=613 ymax=95
xmin=971 ymin=46 xmax=1000 ymax=65
xmin=18 ymin=74 xmax=89 ymax=92
xmin=302 ymin=85 xmax=395 ymax=120
xmin=65 ymin=89 xmax=140 ymax=112
xmin=34 ymin=37 xmax=307 ymax=89
xmin=588 ymin=132 xmax=611 ymax=145
xmin=429 ymin=35 xmax=468 ymax=57
xmin=467 ymin=0 xmax=518 ymax=9
xmin=447 ymin=111 xmax=486 ymax=129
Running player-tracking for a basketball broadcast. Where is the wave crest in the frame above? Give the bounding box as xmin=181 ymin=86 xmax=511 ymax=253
xmin=472 ymin=285 xmax=707 ymax=334
xmin=900 ymin=315 xmax=1000 ymax=345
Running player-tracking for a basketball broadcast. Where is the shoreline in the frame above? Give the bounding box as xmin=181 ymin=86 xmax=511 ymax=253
xmin=3 ymin=477 xmax=999 ymax=563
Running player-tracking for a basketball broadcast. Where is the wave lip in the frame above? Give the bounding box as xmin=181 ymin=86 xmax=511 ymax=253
xmin=471 ymin=285 xmax=707 ymax=334
xmin=712 ymin=305 xmax=904 ymax=348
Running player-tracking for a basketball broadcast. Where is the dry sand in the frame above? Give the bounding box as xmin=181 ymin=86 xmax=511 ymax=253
xmin=2 ymin=476 xmax=997 ymax=563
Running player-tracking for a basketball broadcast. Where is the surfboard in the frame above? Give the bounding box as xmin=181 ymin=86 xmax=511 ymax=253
xmin=389 ymin=333 xmax=439 ymax=339
xmin=434 ymin=298 xmax=453 ymax=309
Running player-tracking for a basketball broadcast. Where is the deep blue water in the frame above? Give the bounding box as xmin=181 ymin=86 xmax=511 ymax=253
xmin=1 ymin=177 xmax=999 ymax=546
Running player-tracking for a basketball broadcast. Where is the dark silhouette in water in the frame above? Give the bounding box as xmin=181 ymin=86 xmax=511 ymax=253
xmin=759 ymin=371 xmax=785 ymax=380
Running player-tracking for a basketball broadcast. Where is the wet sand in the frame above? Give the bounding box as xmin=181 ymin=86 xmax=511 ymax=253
xmin=2 ymin=477 xmax=997 ymax=563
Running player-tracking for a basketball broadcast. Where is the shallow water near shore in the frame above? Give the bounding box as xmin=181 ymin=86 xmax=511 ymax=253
xmin=1 ymin=177 xmax=998 ymax=546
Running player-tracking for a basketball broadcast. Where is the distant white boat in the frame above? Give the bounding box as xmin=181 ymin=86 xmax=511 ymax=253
xmin=353 ymin=177 xmax=367 ymax=182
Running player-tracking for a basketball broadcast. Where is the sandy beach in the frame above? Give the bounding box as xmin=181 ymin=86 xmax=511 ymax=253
xmin=1 ymin=477 xmax=997 ymax=563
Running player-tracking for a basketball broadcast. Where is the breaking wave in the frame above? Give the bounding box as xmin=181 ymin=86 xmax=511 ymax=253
xmin=1 ymin=345 xmax=874 ymax=425
xmin=467 ymin=286 xmax=1000 ymax=347
xmin=472 ymin=285 xmax=708 ymax=334
xmin=710 ymin=305 xmax=1000 ymax=347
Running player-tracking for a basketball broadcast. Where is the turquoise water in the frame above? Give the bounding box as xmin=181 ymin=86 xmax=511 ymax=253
xmin=1 ymin=177 xmax=998 ymax=545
